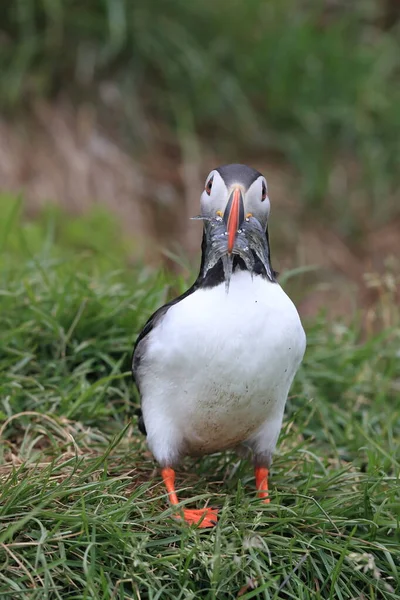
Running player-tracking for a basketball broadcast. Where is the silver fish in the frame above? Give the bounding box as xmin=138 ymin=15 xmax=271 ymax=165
xmin=240 ymin=217 xmax=275 ymax=282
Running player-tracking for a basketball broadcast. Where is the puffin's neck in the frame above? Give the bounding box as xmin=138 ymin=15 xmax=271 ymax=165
xmin=196 ymin=226 xmax=277 ymax=290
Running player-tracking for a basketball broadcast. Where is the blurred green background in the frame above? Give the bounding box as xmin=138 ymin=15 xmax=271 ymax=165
xmin=1 ymin=5 xmax=400 ymax=596
xmin=0 ymin=0 xmax=399 ymax=316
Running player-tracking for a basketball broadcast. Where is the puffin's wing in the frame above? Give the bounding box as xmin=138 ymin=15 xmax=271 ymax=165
xmin=131 ymin=279 xmax=201 ymax=435
xmin=132 ymin=304 xmax=171 ymax=384
xmin=131 ymin=304 xmax=171 ymax=435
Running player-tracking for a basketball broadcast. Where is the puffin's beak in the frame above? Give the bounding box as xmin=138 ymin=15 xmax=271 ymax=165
xmin=223 ymin=188 xmax=245 ymax=254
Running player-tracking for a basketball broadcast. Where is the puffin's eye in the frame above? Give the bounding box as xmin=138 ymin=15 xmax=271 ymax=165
xmin=205 ymin=176 xmax=214 ymax=195
xmin=261 ymin=181 xmax=267 ymax=201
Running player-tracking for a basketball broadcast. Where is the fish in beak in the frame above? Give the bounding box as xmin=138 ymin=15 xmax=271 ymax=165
xmin=192 ymin=188 xmax=274 ymax=291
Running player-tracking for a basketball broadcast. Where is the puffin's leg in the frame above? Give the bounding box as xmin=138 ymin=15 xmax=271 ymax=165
xmin=255 ymin=466 xmax=270 ymax=503
xmin=243 ymin=414 xmax=284 ymax=504
xmin=145 ymin=414 xmax=218 ymax=527
xmin=161 ymin=467 xmax=218 ymax=528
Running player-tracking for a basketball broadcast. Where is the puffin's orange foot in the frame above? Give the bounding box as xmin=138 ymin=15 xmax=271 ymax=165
xmin=175 ymin=507 xmax=218 ymax=528
xmin=161 ymin=468 xmax=218 ymax=528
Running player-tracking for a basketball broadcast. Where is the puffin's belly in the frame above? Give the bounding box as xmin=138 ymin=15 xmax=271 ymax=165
xmin=143 ymin=271 xmax=306 ymax=453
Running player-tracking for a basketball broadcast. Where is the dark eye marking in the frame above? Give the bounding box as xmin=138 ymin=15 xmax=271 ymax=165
xmin=205 ymin=176 xmax=214 ymax=195
xmin=261 ymin=181 xmax=267 ymax=201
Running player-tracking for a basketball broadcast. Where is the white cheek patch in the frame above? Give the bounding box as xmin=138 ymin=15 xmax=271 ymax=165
xmin=245 ymin=178 xmax=270 ymax=226
xmin=200 ymin=171 xmax=229 ymax=217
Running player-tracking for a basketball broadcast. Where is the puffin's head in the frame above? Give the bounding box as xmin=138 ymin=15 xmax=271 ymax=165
xmin=200 ymin=164 xmax=270 ymax=253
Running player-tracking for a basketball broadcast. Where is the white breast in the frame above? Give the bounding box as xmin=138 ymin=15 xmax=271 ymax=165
xmin=139 ymin=271 xmax=306 ymax=465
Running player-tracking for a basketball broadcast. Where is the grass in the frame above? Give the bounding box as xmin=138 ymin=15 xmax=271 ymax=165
xmin=0 ymin=199 xmax=399 ymax=599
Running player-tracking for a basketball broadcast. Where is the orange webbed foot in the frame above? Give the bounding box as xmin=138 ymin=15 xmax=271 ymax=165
xmin=176 ymin=507 xmax=219 ymax=528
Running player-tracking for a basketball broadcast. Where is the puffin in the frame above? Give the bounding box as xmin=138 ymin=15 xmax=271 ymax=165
xmin=132 ymin=164 xmax=306 ymax=528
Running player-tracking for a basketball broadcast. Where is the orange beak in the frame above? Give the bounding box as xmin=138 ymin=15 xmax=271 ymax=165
xmin=223 ymin=188 xmax=245 ymax=254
